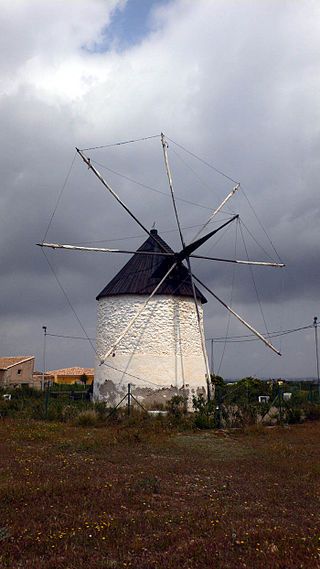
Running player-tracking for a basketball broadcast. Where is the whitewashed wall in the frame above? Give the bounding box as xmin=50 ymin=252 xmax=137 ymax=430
xmin=94 ymin=294 xmax=208 ymax=407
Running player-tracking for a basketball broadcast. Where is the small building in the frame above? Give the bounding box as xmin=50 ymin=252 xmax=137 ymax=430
xmin=47 ymin=367 xmax=94 ymax=386
xmin=258 ymin=395 xmax=270 ymax=404
xmin=0 ymin=356 xmax=35 ymax=389
xmin=283 ymin=392 xmax=292 ymax=401
xmin=94 ymin=228 xmax=208 ymax=407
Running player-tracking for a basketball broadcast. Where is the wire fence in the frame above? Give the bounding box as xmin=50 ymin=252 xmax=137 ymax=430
xmin=198 ymin=379 xmax=320 ymax=429
xmin=1 ymin=379 xmax=320 ymax=428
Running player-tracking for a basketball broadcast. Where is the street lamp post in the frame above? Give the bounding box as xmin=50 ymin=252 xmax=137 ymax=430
xmin=42 ymin=326 xmax=47 ymax=392
xmin=314 ymin=317 xmax=320 ymax=398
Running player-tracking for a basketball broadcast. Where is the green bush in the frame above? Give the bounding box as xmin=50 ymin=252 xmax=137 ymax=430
xmin=286 ymin=407 xmax=302 ymax=424
xmin=12 ymin=386 xmax=43 ymax=399
xmin=240 ymin=403 xmax=258 ymax=426
xmin=0 ymin=398 xmax=23 ymax=417
xmin=303 ymin=403 xmax=320 ymax=422
xmin=283 ymin=400 xmax=302 ymax=424
xmin=192 ymin=394 xmax=219 ymax=429
xmin=30 ymin=401 xmax=46 ymax=421
xmin=94 ymin=401 xmax=108 ymax=420
xmin=61 ymin=404 xmax=80 ymax=423
xmin=166 ymin=395 xmax=186 ymax=418
xmin=193 ymin=413 xmax=218 ymax=429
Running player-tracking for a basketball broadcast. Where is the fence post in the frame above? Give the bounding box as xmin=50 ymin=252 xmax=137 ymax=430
xmin=217 ymin=386 xmax=221 ymax=429
xmin=278 ymin=383 xmax=283 ymax=423
xmin=45 ymin=381 xmax=50 ymax=422
xmin=127 ymin=383 xmax=131 ymax=417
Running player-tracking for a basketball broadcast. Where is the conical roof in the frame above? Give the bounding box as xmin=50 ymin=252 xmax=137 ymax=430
xmin=96 ymin=229 xmax=207 ymax=303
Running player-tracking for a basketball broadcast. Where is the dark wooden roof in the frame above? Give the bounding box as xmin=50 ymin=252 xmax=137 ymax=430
xmin=96 ymin=229 xmax=207 ymax=303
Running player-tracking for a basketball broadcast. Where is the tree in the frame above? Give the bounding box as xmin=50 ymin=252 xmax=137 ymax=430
xmin=211 ymin=374 xmax=226 ymax=388
xmin=80 ymin=373 xmax=88 ymax=387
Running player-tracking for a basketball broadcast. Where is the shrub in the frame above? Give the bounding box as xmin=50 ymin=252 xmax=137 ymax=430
xmin=166 ymin=395 xmax=186 ymax=418
xmin=303 ymin=403 xmax=320 ymax=422
xmin=94 ymin=401 xmax=108 ymax=421
xmin=192 ymin=394 xmax=219 ymax=429
xmin=193 ymin=413 xmax=217 ymax=429
xmin=46 ymin=401 xmax=65 ymax=422
xmin=12 ymin=386 xmax=43 ymax=399
xmin=283 ymin=401 xmax=302 ymax=424
xmin=241 ymin=403 xmax=258 ymax=426
xmin=286 ymin=407 xmax=302 ymax=424
xmin=30 ymin=401 xmax=46 ymax=421
xmin=61 ymin=404 xmax=80 ymax=423
xmin=77 ymin=409 xmax=98 ymax=426
xmin=0 ymin=398 xmax=22 ymax=417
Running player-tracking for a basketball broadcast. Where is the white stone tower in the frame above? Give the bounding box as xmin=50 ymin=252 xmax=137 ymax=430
xmin=94 ymin=229 xmax=208 ymax=408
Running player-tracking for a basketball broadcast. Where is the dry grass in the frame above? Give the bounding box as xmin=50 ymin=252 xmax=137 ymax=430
xmin=1 ymin=418 xmax=320 ymax=568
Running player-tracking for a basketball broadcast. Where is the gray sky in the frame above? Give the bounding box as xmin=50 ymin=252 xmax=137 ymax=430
xmin=1 ymin=0 xmax=319 ymax=380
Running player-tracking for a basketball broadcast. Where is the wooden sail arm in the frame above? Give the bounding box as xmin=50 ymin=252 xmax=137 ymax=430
xmin=190 ymin=183 xmax=240 ymax=243
xmin=191 ymin=254 xmax=285 ymax=267
xmin=37 ymin=243 xmax=173 ymax=257
xmin=192 ymin=273 xmax=282 ymax=356
xmin=38 ymin=243 xmax=285 ymax=267
xmin=176 ymin=215 xmax=239 ymax=262
xmin=76 ymin=148 xmax=164 ymax=252
xmin=161 ymin=133 xmax=211 ymax=391
xmin=184 ymin=255 xmax=212 ymax=387
xmin=161 ymin=132 xmax=186 ymax=249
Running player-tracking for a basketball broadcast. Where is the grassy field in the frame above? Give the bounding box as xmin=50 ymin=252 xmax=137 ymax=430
xmin=1 ymin=417 xmax=320 ymax=569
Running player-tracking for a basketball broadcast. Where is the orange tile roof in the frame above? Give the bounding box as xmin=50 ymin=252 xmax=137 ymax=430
xmin=0 ymin=356 xmax=34 ymax=370
xmin=48 ymin=367 xmax=94 ymax=376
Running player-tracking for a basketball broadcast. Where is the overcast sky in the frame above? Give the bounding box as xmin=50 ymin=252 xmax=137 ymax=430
xmin=1 ymin=0 xmax=319 ymax=380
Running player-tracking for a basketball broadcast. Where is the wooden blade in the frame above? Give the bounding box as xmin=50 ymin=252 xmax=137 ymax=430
xmin=161 ymin=133 xmax=211 ymax=392
xmin=192 ymin=274 xmax=282 ymax=356
xmin=177 ymin=215 xmax=238 ymax=262
xmin=191 ymin=183 xmax=240 ymax=243
xmin=161 ymin=133 xmax=186 ymax=249
xmin=38 ymin=243 xmax=285 ymax=267
xmin=76 ymin=148 xmax=163 ymax=251
xmin=190 ymin=254 xmax=285 ymax=267
xmin=185 ymin=255 xmax=212 ymax=391
xmin=37 ymin=242 xmax=172 ymax=257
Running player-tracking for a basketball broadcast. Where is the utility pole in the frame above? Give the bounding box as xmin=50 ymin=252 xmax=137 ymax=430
xmin=314 ymin=317 xmax=319 ymax=398
xmin=210 ymin=339 xmax=214 ymax=377
xmin=42 ymin=326 xmax=47 ymax=392
xmin=278 ymin=382 xmax=283 ymax=423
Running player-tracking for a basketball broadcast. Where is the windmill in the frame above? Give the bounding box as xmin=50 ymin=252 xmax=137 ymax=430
xmin=39 ymin=133 xmax=284 ymax=408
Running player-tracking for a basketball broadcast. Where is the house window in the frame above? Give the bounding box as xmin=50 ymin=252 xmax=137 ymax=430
xmin=17 ymin=369 xmax=22 ymax=375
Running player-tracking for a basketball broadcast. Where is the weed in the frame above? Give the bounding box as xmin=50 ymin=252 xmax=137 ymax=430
xmin=136 ymin=474 xmax=160 ymax=493
xmin=303 ymin=403 xmax=320 ymax=421
xmin=77 ymin=409 xmax=98 ymax=426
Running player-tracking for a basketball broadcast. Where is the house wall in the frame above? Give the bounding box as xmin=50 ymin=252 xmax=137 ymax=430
xmin=94 ymin=295 xmax=209 ymax=408
xmin=0 ymin=359 xmax=34 ymax=388
xmin=54 ymin=374 xmax=94 ymax=385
